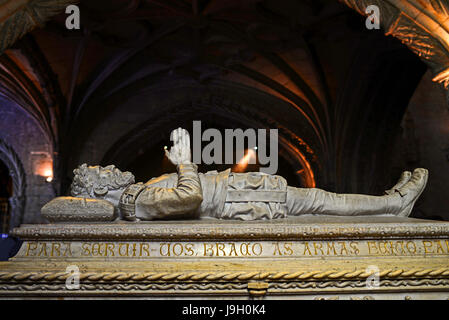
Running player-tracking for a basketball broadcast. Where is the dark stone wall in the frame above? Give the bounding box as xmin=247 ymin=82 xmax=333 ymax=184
xmin=390 ymin=71 xmax=449 ymax=220
xmin=0 ymin=97 xmax=54 ymax=226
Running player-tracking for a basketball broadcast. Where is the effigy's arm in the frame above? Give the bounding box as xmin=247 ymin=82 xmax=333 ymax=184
xmin=134 ymin=163 xmax=203 ymax=220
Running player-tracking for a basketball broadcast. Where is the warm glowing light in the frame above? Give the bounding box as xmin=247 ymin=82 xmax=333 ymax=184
xmin=44 ymin=168 xmax=53 ymax=182
xmin=34 ymin=159 xmax=53 ymax=182
xmin=42 ymin=167 xmax=53 ymax=183
xmin=233 ymin=149 xmax=256 ymax=172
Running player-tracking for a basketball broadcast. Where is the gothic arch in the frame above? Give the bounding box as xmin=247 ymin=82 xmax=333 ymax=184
xmin=0 ymin=139 xmax=26 ymax=231
xmin=99 ymin=92 xmax=318 ymax=188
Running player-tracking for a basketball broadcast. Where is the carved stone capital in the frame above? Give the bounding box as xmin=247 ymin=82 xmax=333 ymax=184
xmin=340 ymin=0 xmax=449 ymax=88
xmin=0 ymin=0 xmax=78 ymax=54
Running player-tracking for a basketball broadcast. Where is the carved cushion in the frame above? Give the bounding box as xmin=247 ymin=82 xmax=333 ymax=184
xmin=41 ymin=196 xmax=116 ymax=222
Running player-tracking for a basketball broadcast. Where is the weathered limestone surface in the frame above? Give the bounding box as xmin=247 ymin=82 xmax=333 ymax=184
xmin=41 ymin=197 xmax=116 ymax=222
xmin=1 ymin=216 xmax=448 ymax=299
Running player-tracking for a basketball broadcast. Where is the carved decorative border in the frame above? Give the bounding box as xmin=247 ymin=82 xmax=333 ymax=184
xmin=0 ymin=282 xmax=248 ymax=293
xmin=0 ymin=279 xmax=448 ymax=295
xmin=270 ymin=278 xmax=449 ymax=290
xmin=2 ymin=267 xmax=449 ymax=283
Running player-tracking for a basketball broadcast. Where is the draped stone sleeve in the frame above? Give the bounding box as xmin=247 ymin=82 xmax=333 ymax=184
xmin=134 ymin=163 xmax=203 ymax=220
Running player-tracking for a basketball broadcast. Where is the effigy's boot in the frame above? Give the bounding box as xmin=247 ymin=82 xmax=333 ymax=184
xmin=384 ymin=170 xmax=411 ymax=195
xmin=394 ymin=168 xmax=429 ymax=217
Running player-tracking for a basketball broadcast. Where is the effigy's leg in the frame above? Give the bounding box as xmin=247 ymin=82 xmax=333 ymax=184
xmin=286 ymin=187 xmax=402 ymax=216
xmin=286 ymin=168 xmax=428 ymax=217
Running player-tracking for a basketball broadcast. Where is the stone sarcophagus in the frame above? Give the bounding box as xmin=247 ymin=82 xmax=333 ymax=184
xmin=1 ymin=216 xmax=449 ymax=299
xmin=1 ymin=129 xmax=447 ymax=299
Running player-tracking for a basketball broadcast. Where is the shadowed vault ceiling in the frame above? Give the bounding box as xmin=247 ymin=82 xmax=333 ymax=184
xmin=0 ymin=0 xmax=428 ymax=196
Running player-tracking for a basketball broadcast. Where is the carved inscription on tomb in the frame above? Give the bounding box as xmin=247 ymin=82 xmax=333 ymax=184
xmin=16 ymin=239 xmax=449 ymax=259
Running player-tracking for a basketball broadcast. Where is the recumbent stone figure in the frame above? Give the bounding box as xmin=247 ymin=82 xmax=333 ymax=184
xmin=43 ymin=128 xmax=428 ymax=222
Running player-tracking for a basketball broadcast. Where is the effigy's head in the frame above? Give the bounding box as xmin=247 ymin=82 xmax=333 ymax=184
xmin=71 ymin=164 xmax=135 ymax=198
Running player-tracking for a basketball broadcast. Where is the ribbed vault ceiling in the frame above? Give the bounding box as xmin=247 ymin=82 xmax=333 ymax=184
xmin=0 ymin=0 xmax=427 ymax=194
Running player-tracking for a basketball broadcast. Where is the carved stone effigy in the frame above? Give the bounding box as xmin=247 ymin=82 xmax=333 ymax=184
xmin=1 ymin=216 xmax=449 ymax=299
xmin=1 ymin=128 xmax=448 ymax=299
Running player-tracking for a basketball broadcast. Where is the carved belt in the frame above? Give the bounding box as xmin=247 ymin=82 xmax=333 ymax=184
xmin=225 ymin=190 xmax=286 ymax=202
xmin=119 ymin=183 xmax=146 ymax=221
